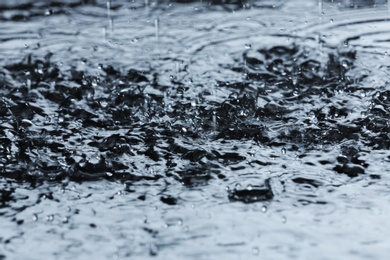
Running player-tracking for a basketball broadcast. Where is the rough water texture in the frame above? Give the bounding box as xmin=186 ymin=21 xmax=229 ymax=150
xmin=1 ymin=0 xmax=390 ymax=259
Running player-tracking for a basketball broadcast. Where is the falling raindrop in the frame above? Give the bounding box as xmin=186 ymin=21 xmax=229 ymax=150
xmin=107 ymin=1 xmax=113 ymax=31
xmin=212 ymin=111 xmax=217 ymax=132
xmin=155 ymin=18 xmax=159 ymax=40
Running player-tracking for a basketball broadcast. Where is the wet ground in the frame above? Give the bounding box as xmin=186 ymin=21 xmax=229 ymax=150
xmin=1 ymin=0 xmax=390 ymax=259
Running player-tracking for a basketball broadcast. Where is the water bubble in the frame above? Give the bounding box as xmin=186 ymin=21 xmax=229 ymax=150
xmin=252 ymin=246 xmax=260 ymax=255
xmin=245 ymin=44 xmax=252 ymax=49
xmin=33 ymin=214 xmax=38 ymax=221
xmin=281 ymin=147 xmax=286 ymax=154
xmin=62 ymin=216 xmax=69 ymax=224
xmin=261 ymin=206 xmax=267 ymax=213
xmin=44 ymin=9 xmax=52 ymax=16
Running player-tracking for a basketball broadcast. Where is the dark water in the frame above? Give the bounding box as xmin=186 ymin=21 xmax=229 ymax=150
xmin=1 ymin=0 xmax=390 ymax=259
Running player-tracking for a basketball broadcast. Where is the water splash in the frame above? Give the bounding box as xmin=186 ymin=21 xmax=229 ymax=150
xmin=1 ymin=1 xmax=390 ymax=260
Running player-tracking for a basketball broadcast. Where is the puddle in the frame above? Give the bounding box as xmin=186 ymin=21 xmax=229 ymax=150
xmin=1 ymin=0 xmax=390 ymax=259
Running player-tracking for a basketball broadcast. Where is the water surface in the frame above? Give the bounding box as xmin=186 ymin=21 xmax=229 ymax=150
xmin=1 ymin=0 xmax=390 ymax=259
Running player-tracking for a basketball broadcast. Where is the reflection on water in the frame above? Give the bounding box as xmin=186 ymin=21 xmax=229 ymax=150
xmin=1 ymin=0 xmax=390 ymax=259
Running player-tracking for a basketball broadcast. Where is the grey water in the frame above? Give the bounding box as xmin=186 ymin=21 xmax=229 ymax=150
xmin=1 ymin=0 xmax=390 ymax=259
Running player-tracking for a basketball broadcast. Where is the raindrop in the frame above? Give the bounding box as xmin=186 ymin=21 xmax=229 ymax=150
xmin=261 ymin=206 xmax=267 ymax=213
xmin=32 ymin=214 xmax=38 ymax=221
xmin=252 ymin=246 xmax=260 ymax=255
xmin=107 ymin=1 xmax=113 ymax=30
xmin=155 ymin=18 xmax=159 ymax=40
xmin=212 ymin=112 xmax=217 ymax=132
xmin=318 ymin=0 xmax=323 ymax=17
xmin=245 ymin=44 xmax=252 ymax=49
xmin=281 ymin=147 xmax=286 ymax=154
